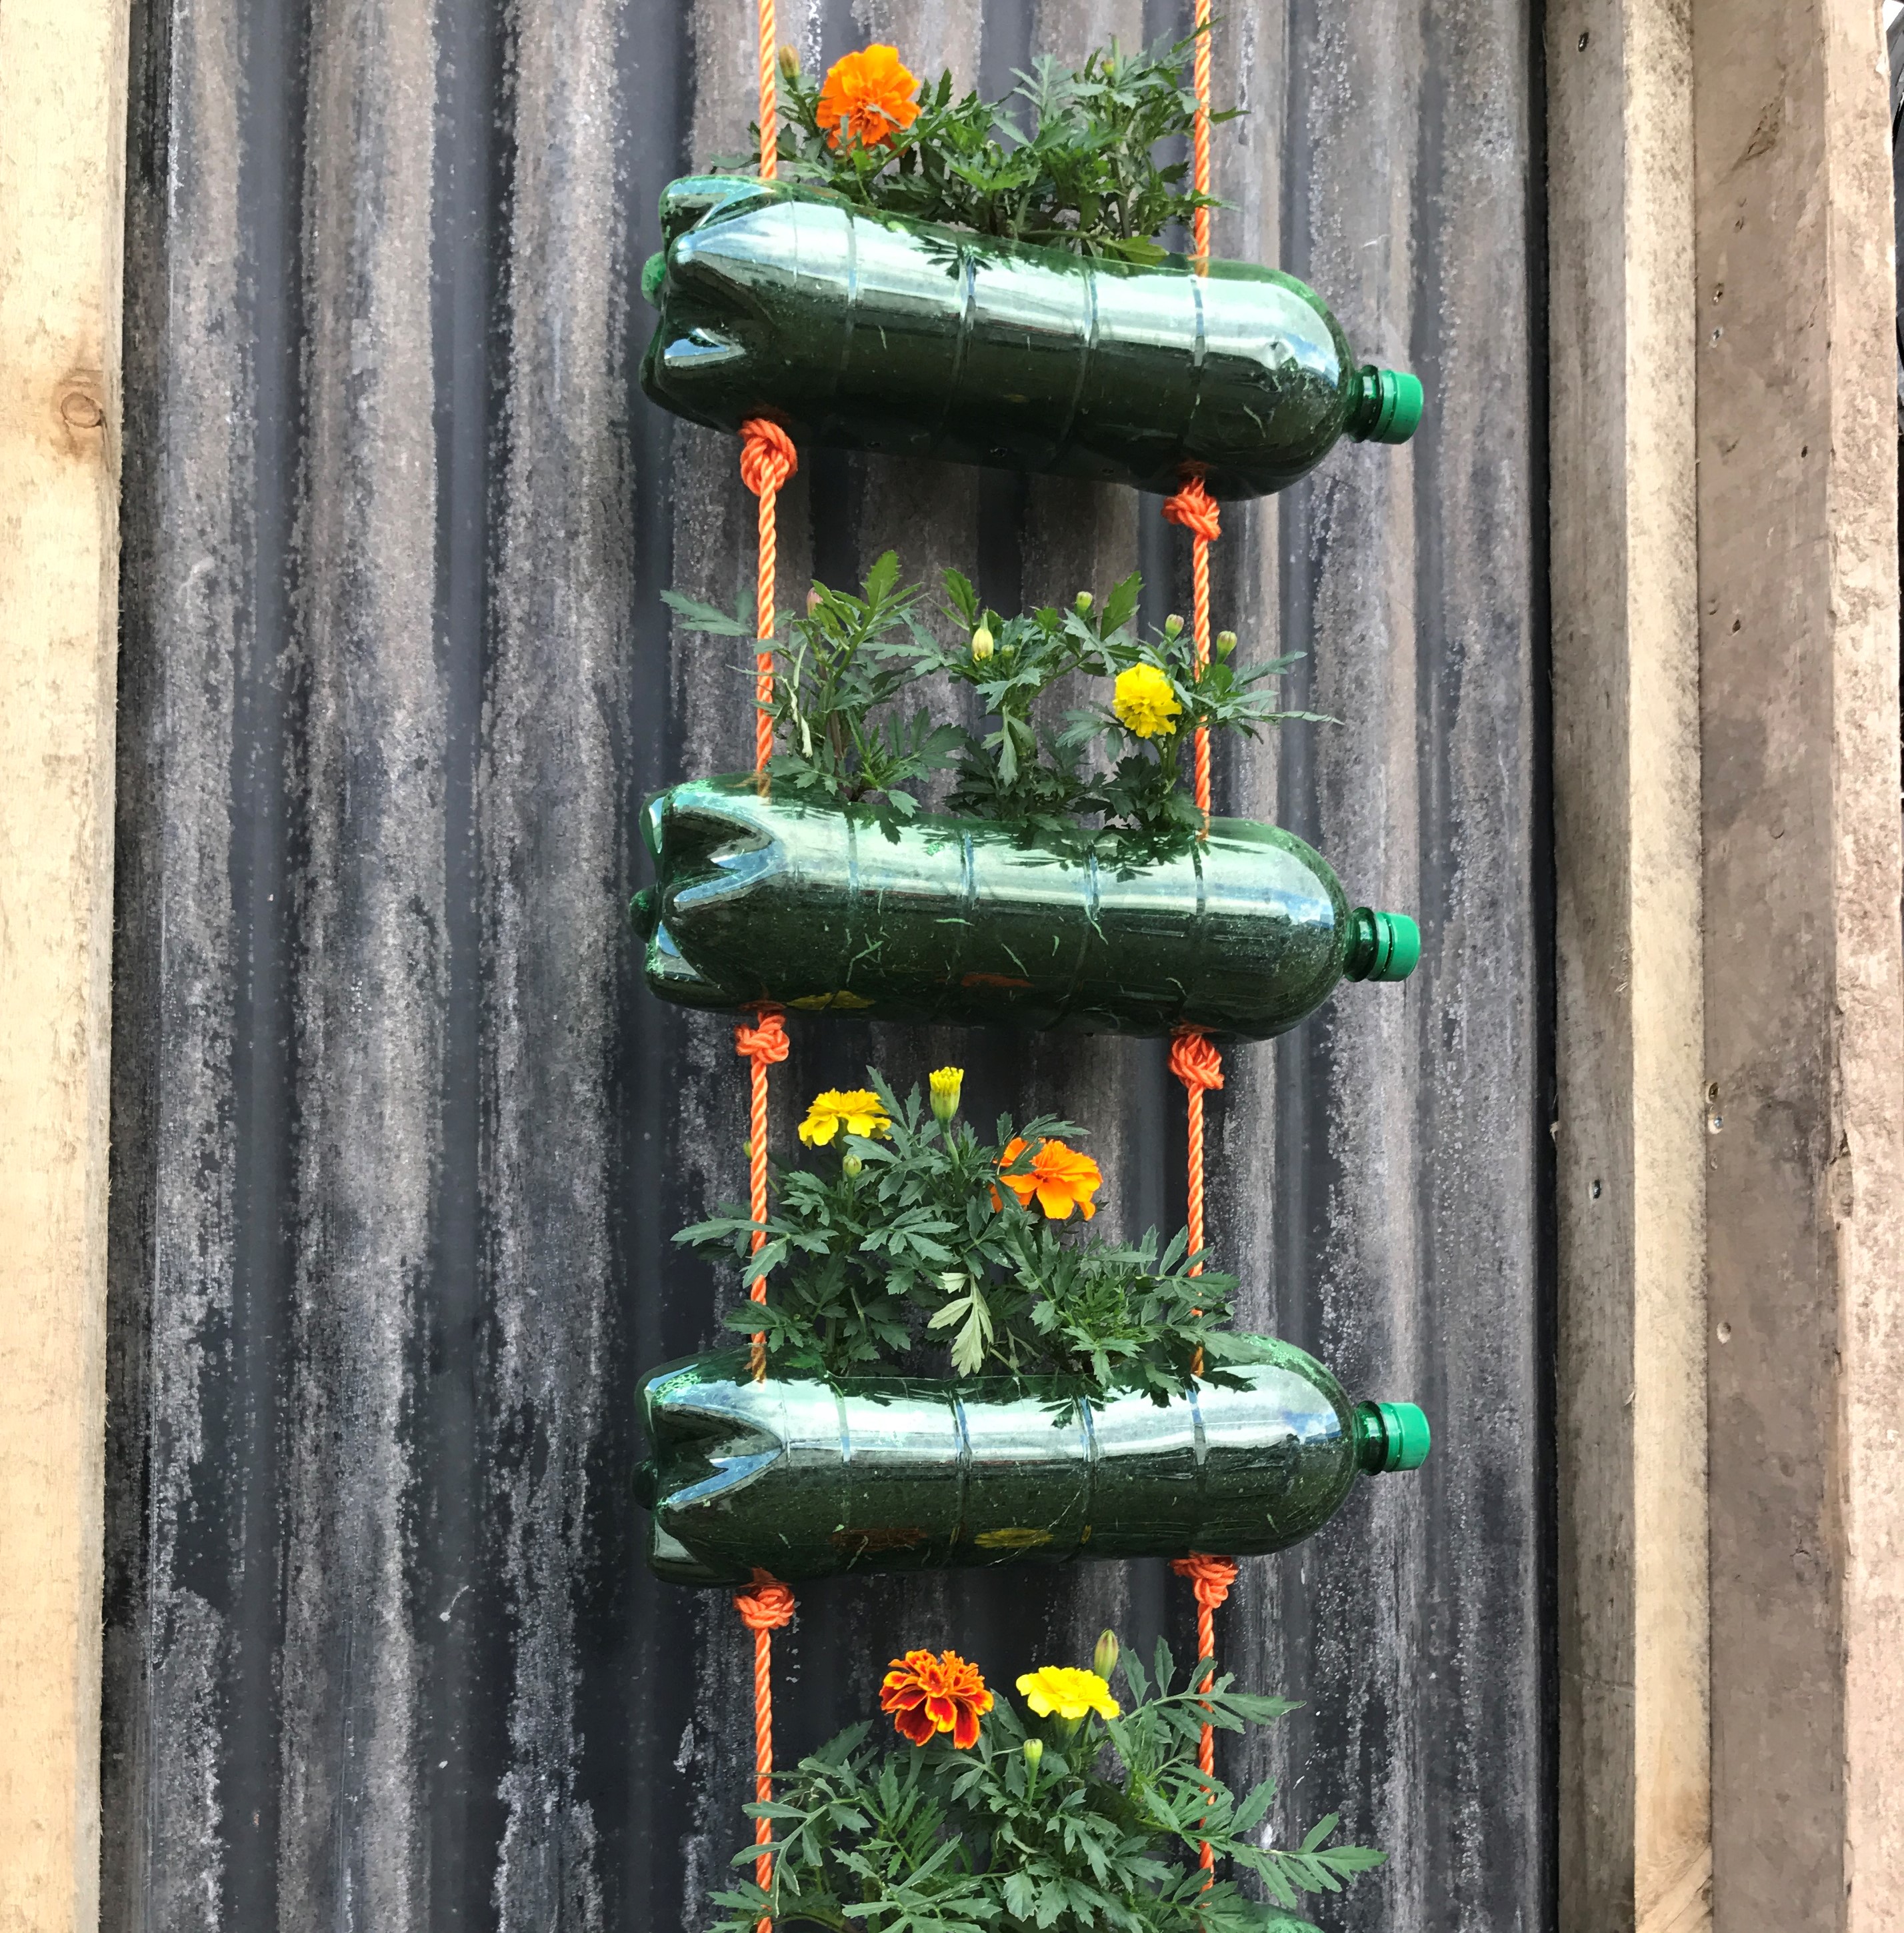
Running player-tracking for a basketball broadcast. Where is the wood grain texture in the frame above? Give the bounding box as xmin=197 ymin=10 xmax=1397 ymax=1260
xmin=1693 ymin=0 xmax=1904 ymax=1923
xmin=0 ymin=0 xmax=129 ymax=1923
xmin=1547 ymin=0 xmax=1709 ymax=1928
xmin=103 ymin=0 xmax=1549 ymax=1927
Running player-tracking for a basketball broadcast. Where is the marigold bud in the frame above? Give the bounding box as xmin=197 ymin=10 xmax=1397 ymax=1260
xmin=806 ymin=585 xmax=824 ymax=615
xmin=842 ymin=1152 xmax=863 ymax=1178
xmin=777 ymin=43 xmax=800 ymax=80
xmin=971 ymin=627 xmax=995 ymax=661
xmin=1023 ymin=1738 xmax=1044 ymax=1770
xmin=1216 ymin=629 xmax=1237 ymax=659
xmin=1163 ymin=612 xmax=1185 ymax=637
xmin=929 ymin=1065 xmax=964 ymax=1122
xmin=1093 ymin=1629 xmax=1120 ymax=1680
xmin=1074 ymin=590 xmax=1093 ymax=613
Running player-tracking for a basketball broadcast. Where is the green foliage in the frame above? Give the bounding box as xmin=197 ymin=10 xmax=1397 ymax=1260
xmin=765 ymin=33 xmax=1234 ymax=262
xmin=673 ymin=1070 xmax=1266 ymax=1404
xmin=663 ymin=553 xmax=959 ymax=817
xmin=939 ymin=569 xmax=1327 ymax=848
xmin=665 ymin=555 xmax=1325 ymax=847
xmin=709 ymin=1638 xmax=1383 ymax=1933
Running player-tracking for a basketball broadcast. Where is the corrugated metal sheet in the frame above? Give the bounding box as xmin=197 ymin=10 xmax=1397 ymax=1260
xmin=105 ymin=0 xmax=1551 ymax=1925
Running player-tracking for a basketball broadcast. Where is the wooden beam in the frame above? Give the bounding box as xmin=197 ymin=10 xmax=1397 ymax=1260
xmin=0 ymin=0 xmax=130 ymax=1920
xmin=1548 ymin=0 xmax=1711 ymax=1927
xmin=1693 ymin=0 xmax=1904 ymax=1923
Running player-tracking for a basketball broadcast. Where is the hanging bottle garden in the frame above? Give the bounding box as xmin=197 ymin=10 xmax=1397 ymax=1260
xmin=637 ymin=21 xmax=1427 ymax=1933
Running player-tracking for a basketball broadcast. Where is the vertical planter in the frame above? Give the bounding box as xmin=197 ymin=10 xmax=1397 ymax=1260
xmin=641 ymin=175 xmax=1421 ymax=498
xmin=635 ymin=777 xmax=1419 ymax=1039
xmin=635 ymin=1342 xmax=1430 ymax=1585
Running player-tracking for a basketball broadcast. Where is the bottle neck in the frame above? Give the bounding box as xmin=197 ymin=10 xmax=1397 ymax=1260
xmin=1346 ymin=365 xmax=1425 ymax=445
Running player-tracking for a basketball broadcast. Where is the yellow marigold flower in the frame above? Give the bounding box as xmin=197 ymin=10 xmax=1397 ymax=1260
xmin=1016 ymin=1666 xmax=1121 ymax=1723
xmin=817 ymin=45 xmax=921 ymax=151
xmin=929 ymin=1065 xmax=964 ymax=1123
xmin=797 ymin=1088 xmax=891 ymax=1147
xmin=1113 ymin=663 xmax=1183 ymax=740
xmin=994 ymin=1137 xmax=1103 ymax=1221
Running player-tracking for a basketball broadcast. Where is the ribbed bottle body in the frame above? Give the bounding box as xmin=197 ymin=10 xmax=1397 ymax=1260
xmin=635 ymin=777 xmax=1413 ymax=1041
xmin=639 ymin=176 xmax=1409 ymax=499
xmin=635 ymin=1344 xmax=1375 ymax=1586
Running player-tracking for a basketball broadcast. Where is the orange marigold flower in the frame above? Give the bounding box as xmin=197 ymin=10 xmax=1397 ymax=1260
xmin=817 ymin=45 xmax=921 ymax=151
xmin=995 ymin=1137 xmax=1103 ymax=1222
xmin=879 ymin=1647 xmax=994 ymax=1749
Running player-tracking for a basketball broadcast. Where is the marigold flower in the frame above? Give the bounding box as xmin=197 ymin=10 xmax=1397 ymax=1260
xmin=881 ymin=1647 xmax=993 ymax=1748
xmin=797 ymin=1088 xmax=891 ymax=1147
xmin=995 ymin=1136 xmax=1102 ymax=1221
xmin=971 ymin=627 xmax=995 ymax=661
xmin=1016 ymin=1665 xmax=1121 ymax=1723
xmin=1113 ymin=663 xmax=1183 ymax=739
xmin=929 ymin=1065 xmax=964 ymax=1123
xmin=816 ymin=45 xmax=921 ymax=151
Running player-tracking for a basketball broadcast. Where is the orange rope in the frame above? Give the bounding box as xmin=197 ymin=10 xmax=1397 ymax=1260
xmin=1161 ymin=475 xmax=1221 ymax=824
xmin=1168 ymin=1026 xmax=1224 ymax=1377
xmin=1171 ymin=1552 xmax=1238 ymax=1874
xmin=740 ymin=419 xmax=798 ymax=772
xmin=733 ymin=1006 xmax=789 ymax=1380
xmin=735 ymin=1568 xmax=797 ymax=1930
xmin=1190 ymin=0 xmax=1212 ymax=272
xmin=755 ymin=0 xmax=778 ymax=182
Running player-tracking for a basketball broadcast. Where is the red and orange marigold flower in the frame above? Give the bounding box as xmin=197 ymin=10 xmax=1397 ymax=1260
xmin=880 ymin=1647 xmax=994 ymax=1749
xmin=817 ymin=45 xmax=922 ymax=151
xmin=995 ymin=1136 xmax=1103 ymax=1221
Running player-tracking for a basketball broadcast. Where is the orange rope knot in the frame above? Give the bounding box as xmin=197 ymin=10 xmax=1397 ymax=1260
xmin=733 ymin=1567 xmax=797 ymax=1631
xmin=1170 ymin=1551 xmax=1239 ymax=1611
xmin=733 ymin=1006 xmax=790 ymax=1067
xmin=1168 ymin=1026 xmax=1224 ymax=1095
xmin=1161 ymin=474 xmax=1222 ymax=543
xmin=739 ymin=417 xmax=799 ymax=498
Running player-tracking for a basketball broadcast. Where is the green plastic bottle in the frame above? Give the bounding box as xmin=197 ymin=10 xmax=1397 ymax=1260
xmin=633 ymin=1342 xmax=1430 ymax=1586
xmin=639 ymin=176 xmax=1423 ymax=500
xmin=633 ymin=777 xmax=1419 ymax=1042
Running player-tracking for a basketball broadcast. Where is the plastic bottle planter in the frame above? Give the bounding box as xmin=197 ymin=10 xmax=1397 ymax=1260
xmin=633 ymin=1341 xmax=1430 ymax=1586
xmin=640 ymin=176 xmax=1423 ymax=500
xmin=634 ymin=777 xmax=1419 ymax=1041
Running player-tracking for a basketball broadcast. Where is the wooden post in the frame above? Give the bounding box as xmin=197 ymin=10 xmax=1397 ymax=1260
xmin=1549 ymin=0 xmax=1711 ymax=1928
xmin=1555 ymin=0 xmax=1904 ymax=1922
xmin=0 ymin=0 xmax=130 ymax=1922
xmin=1693 ymin=0 xmax=1904 ymax=1924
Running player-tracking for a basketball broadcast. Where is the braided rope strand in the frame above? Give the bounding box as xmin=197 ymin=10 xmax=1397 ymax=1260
xmin=733 ymin=1007 xmax=789 ymax=1380
xmin=1161 ymin=476 xmax=1221 ymax=824
xmin=1171 ymin=1552 xmax=1238 ymax=1874
xmin=740 ymin=419 xmax=798 ymax=773
xmin=735 ymin=1570 xmax=797 ymax=1930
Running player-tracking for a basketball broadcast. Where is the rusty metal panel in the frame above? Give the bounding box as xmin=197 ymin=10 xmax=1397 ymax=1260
xmin=103 ymin=0 xmax=1550 ymax=1926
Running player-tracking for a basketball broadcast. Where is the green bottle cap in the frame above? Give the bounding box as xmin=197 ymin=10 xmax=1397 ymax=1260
xmin=1343 ymin=908 xmax=1421 ymax=983
xmin=1356 ymin=1400 xmax=1432 ymax=1474
xmin=1350 ymin=366 xmax=1425 ymax=445
xmin=641 ymin=250 xmax=669 ymax=308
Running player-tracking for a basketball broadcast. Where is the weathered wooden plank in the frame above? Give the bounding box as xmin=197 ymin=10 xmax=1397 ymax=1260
xmin=0 ymin=0 xmax=130 ymax=1920
xmin=1547 ymin=0 xmax=1709 ymax=1928
xmin=1693 ymin=0 xmax=1904 ymax=1922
